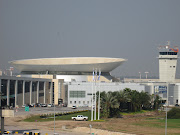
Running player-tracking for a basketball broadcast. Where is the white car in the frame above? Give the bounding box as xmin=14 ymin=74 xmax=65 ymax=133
xmin=22 ymin=104 xmax=26 ymax=108
xmin=48 ymin=104 xmax=54 ymax=107
xmin=72 ymin=115 xmax=88 ymax=121
xmin=72 ymin=106 xmax=77 ymax=109
xmin=41 ymin=104 xmax=47 ymax=107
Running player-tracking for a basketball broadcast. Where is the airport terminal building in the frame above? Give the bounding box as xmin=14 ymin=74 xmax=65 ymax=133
xmin=0 ymin=57 xmax=146 ymax=107
xmin=1 ymin=44 xmax=180 ymax=107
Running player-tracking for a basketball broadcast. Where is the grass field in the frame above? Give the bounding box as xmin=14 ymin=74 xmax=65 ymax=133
xmin=23 ymin=110 xmax=180 ymax=135
xmin=24 ymin=110 xmax=91 ymax=122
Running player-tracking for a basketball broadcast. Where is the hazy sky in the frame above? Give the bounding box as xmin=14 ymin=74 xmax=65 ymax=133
xmin=0 ymin=0 xmax=180 ymax=78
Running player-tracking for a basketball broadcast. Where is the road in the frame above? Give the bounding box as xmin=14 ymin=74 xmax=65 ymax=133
xmin=3 ymin=106 xmax=90 ymax=135
xmin=4 ymin=125 xmax=88 ymax=135
xmin=14 ymin=106 xmax=90 ymax=116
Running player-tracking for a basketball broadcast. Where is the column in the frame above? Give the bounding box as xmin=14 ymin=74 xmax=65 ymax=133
xmin=7 ymin=80 xmax=10 ymax=106
xmin=0 ymin=79 xmax=1 ymax=93
xmin=0 ymin=79 xmax=1 ymax=106
xmin=37 ymin=81 xmax=39 ymax=103
xmin=50 ymin=82 xmax=52 ymax=104
xmin=0 ymin=79 xmax=4 ymax=134
xmin=22 ymin=81 xmax=25 ymax=105
xmin=15 ymin=80 xmax=18 ymax=107
xmin=29 ymin=81 xmax=32 ymax=104
xmin=44 ymin=82 xmax=46 ymax=104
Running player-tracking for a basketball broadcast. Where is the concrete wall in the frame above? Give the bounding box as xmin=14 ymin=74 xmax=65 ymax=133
xmin=159 ymin=55 xmax=178 ymax=82
xmin=68 ymin=82 xmax=145 ymax=107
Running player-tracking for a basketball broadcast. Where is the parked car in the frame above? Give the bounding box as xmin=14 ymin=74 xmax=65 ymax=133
xmin=175 ymin=104 xmax=179 ymax=107
xmin=30 ymin=103 xmax=36 ymax=107
xmin=22 ymin=104 xmax=26 ymax=108
xmin=72 ymin=106 xmax=77 ymax=109
xmin=71 ymin=115 xmax=88 ymax=121
xmin=48 ymin=104 xmax=54 ymax=107
xmin=3 ymin=130 xmax=13 ymax=134
xmin=62 ymin=103 xmax=67 ymax=107
xmin=41 ymin=104 xmax=47 ymax=107
xmin=37 ymin=103 xmax=43 ymax=107
xmin=28 ymin=104 xmax=33 ymax=107
xmin=23 ymin=131 xmax=32 ymax=135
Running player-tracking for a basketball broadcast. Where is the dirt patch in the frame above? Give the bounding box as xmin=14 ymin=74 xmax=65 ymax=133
xmin=4 ymin=111 xmax=180 ymax=135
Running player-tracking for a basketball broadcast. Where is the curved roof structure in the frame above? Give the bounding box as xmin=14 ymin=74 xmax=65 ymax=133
xmin=9 ymin=57 xmax=127 ymax=72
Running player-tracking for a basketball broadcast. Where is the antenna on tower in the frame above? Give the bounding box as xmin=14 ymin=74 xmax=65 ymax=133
xmin=145 ymin=72 xmax=149 ymax=79
xmin=139 ymin=72 xmax=141 ymax=79
xmin=167 ymin=41 xmax=170 ymax=46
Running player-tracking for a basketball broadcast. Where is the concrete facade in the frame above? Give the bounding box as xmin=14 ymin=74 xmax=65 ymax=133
xmin=159 ymin=55 xmax=178 ymax=82
xmin=68 ymin=82 xmax=145 ymax=107
xmin=0 ymin=76 xmax=52 ymax=107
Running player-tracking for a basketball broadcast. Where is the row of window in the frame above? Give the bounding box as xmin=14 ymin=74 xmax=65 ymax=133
xmin=69 ymin=91 xmax=86 ymax=98
xmin=159 ymin=52 xmax=177 ymax=55
xmin=70 ymin=100 xmax=90 ymax=104
xmin=170 ymin=66 xmax=176 ymax=68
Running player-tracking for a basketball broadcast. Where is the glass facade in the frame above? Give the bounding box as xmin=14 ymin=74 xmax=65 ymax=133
xmin=70 ymin=91 xmax=86 ymax=98
xmin=160 ymin=52 xmax=177 ymax=55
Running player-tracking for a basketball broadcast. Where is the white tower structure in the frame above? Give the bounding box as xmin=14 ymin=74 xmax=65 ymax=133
xmin=158 ymin=41 xmax=179 ymax=82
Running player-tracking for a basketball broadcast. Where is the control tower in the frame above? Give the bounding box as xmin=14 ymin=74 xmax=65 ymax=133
xmin=158 ymin=41 xmax=179 ymax=82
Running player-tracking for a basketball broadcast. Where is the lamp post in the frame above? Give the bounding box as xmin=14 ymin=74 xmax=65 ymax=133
xmin=165 ymin=100 xmax=167 ymax=135
xmin=139 ymin=72 xmax=141 ymax=79
xmin=0 ymin=92 xmax=4 ymax=134
xmin=54 ymin=102 xmax=56 ymax=133
xmin=49 ymin=90 xmax=56 ymax=134
xmin=145 ymin=72 xmax=149 ymax=79
xmin=165 ymin=95 xmax=173 ymax=135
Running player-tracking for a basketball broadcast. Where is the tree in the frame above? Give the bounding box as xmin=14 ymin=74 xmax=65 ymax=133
xmin=139 ymin=91 xmax=151 ymax=110
xmin=154 ymin=95 xmax=161 ymax=110
xmin=100 ymin=91 xmax=119 ymax=118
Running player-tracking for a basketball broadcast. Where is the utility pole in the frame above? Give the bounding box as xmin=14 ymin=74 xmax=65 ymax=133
xmin=0 ymin=92 xmax=4 ymax=134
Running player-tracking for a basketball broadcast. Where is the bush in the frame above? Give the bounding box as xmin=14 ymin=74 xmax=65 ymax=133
xmin=167 ymin=107 xmax=180 ymax=119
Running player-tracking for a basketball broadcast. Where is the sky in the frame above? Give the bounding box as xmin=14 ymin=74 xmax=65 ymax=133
xmin=0 ymin=0 xmax=180 ymax=78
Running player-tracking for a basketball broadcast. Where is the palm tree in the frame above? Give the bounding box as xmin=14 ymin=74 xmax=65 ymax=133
xmin=129 ymin=90 xmax=141 ymax=112
xmin=116 ymin=90 xmax=128 ymax=111
xmin=139 ymin=91 xmax=151 ymax=110
xmin=101 ymin=91 xmax=119 ymax=118
xmin=154 ymin=95 xmax=161 ymax=110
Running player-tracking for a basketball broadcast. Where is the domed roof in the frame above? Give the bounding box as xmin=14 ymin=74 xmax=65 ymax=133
xmin=9 ymin=57 xmax=127 ymax=72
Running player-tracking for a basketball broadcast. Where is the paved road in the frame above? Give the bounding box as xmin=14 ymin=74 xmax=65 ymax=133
xmin=14 ymin=106 xmax=90 ymax=116
xmin=4 ymin=125 xmax=88 ymax=135
xmin=3 ymin=106 xmax=90 ymax=135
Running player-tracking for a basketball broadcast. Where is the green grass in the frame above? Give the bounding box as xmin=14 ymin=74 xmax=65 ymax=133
xmin=133 ymin=117 xmax=180 ymax=129
xmin=121 ymin=110 xmax=150 ymax=115
xmin=24 ymin=111 xmax=92 ymax=122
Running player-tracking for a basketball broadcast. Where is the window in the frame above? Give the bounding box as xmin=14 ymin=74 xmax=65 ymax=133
xmin=87 ymin=101 xmax=89 ymax=104
xmin=83 ymin=101 xmax=85 ymax=104
xmin=160 ymin=52 xmax=167 ymax=55
xmin=168 ymin=52 xmax=177 ymax=55
xmin=70 ymin=91 xmax=86 ymax=98
xmin=87 ymin=93 xmax=95 ymax=96
xmin=74 ymin=101 xmax=76 ymax=104
xmin=79 ymin=101 xmax=81 ymax=104
xmin=70 ymin=101 xmax=72 ymax=104
xmin=173 ymin=66 xmax=176 ymax=68
xmin=160 ymin=52 xmax=177 ymax=55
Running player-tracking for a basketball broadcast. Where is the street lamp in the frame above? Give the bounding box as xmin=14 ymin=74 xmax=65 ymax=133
xmin=165 ymin=96 xmax=173 ymax=135
xmin=145 ymin=72 xmax=149 ymax=79
xmin=139 ymin=72 xmax=141 ymax=79
xmin=49 ymin=91 xmax=56 ymax=134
